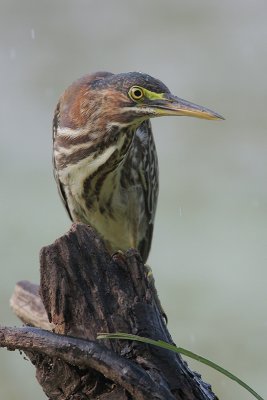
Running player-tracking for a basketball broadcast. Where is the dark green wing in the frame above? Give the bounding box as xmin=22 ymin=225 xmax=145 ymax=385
xmin=134 ymin=120 xmax=159 ymax=262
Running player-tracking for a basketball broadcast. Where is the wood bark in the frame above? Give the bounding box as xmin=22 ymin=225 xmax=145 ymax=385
xmin=1 ymin=223 xmax=218 ymax=400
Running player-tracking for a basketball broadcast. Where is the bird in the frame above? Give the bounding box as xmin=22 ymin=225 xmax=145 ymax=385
xmin=53 ymin=71 xmax=223 ymax=263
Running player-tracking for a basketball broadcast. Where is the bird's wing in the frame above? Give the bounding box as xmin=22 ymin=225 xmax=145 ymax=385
xmin=134 ymin=120 xmax=159 ymax=262
xmin=52 ymin=102 xmax=73 ymax=221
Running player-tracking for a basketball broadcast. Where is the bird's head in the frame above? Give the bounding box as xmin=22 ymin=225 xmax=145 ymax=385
xmin=56 ymin=71 xmax=224 ymax=133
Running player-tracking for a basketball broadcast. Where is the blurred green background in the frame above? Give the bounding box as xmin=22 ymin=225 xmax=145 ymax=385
xmin=1 ymin=1 xmax=266 ymax=399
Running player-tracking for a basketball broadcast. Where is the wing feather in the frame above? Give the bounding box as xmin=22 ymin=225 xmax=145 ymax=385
xmin=52 ymin=102 xmax=73 ymax=220
xmin=134 ymin=120 xmax=159 ymax=261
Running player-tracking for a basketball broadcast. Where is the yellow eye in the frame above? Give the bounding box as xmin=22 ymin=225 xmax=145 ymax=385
xmin=129 ymin=86 xmax=144 ymax=101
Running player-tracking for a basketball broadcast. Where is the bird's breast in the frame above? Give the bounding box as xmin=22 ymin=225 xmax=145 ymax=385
xmin=56 ymin=126 xmax=146 ymax=252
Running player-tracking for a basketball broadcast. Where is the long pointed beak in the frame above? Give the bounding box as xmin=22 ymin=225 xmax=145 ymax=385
xmin=153 ymin=94 xmax=224 ymax=120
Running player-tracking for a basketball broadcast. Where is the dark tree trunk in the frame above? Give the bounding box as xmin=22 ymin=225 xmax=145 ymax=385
xmin=0 ymin=223 xmax=218 ymax=400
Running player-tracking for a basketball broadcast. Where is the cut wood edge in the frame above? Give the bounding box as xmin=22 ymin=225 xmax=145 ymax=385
xmin=10 ymin=280 xmax=53 ymax=331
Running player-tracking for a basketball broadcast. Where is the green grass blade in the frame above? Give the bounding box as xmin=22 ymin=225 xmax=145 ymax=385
xmin=97 ymin=332 xmax=264 ymax=400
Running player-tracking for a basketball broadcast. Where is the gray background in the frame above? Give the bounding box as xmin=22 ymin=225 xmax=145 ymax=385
xmin=1 ymin=1 xmax=266 ymax=399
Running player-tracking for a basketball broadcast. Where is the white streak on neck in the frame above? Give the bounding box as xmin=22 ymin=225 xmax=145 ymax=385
xmin=59 ymin=144 xmax=117 ymax=186
xmin=56 ymin=127 xmax=87 ymax=136
xmin=89 ymin=144 xmax=117 ymax=174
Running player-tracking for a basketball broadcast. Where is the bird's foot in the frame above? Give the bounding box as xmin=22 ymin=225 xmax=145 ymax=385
xmin=111 ymin=249 xmax=127 ymax=266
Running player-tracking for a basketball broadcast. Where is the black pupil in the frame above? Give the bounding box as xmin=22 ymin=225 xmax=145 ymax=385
xmin=134 ymin=89 xmax=142 ymax=98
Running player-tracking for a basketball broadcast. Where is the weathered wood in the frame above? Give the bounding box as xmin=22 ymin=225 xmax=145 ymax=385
xmin=10 ymin=281 xmax=52 ymax=330
xmin=1 ymin=223 xmax=217 ymax=399
xmin=0 ymin=326 xmax=176 ymax=400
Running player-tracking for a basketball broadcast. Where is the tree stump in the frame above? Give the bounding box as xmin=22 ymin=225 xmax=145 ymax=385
xmin=0 ymin=223 xmax=218 ymax=399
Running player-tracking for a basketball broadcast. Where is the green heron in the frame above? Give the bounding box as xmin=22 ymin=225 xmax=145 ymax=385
xmin=53 ymin=71 xmax=223 ymax=262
